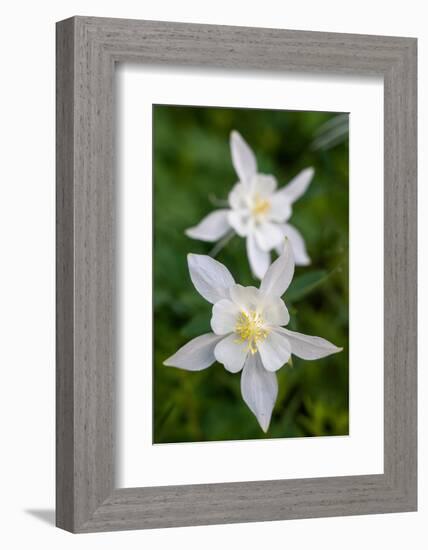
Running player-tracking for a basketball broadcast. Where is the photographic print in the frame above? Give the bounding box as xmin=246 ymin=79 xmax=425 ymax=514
xmin=153 ymin=105 xmax=349 ymax=443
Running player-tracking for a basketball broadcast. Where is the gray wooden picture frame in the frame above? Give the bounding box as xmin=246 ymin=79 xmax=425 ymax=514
xmin=56 ymin=16 xmax=417 ymax=533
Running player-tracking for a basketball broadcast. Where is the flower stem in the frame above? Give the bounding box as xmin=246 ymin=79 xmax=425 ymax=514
xmin=208 ymin=230 xmax=235 ymax=258
xmin=208 ymin=193 xmax=229 ymax=207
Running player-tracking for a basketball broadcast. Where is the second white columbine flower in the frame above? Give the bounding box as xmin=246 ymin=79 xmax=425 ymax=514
xmin=186 ymin=130 xmax=314 ymax=279
xmin=164 ymin=240 xmax=342 ymax=432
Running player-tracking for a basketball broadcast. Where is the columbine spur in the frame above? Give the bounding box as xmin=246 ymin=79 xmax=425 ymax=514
xmin=186 ymin=130 xmax=314 ymax=279
xmin=164 ymin=240 xmax=342 ymax=432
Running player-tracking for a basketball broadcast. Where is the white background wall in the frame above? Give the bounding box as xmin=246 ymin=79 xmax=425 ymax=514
xmin=0 ymin=1 xmax=424 ymax=548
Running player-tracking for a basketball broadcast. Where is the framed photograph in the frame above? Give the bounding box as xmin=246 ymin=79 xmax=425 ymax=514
xmin=56 ymin=16 xmax=417 ymax=532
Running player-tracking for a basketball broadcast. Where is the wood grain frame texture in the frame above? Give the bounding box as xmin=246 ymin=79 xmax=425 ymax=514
xmin=56 ymin=16 xmax=417 ymax=533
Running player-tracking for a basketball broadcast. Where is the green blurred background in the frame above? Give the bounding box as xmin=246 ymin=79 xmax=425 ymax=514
xmin=153 ymin=105 xmax=349 ymax=443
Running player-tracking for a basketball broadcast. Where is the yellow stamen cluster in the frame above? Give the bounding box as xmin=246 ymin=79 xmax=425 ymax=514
xmin=251 ymin=195 xmax=271 ymax=219
xmin=235 ymin=310 xmax=269 ymax=354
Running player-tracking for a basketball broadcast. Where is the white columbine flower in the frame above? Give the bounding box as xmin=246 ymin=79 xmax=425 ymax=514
xmin=164 ymin=241 xmax=342 ymax=432
xmin=186 ymin=130 xmax=314 ymax=279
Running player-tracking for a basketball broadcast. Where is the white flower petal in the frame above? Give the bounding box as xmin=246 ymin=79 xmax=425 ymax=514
xmin=228 ymin=210 xmax=251 ymax=237
xmin=269 ymin=193 xmax=292 ymax=222
xmin=211 ymin=299 xmax=239 ymax=335
xmin=230 ymin=130 xmax=257 ymax=185
xmin=262 ymin=297 xmax=290 ymax=326
xmin=276 ymin=223 xmax=311 ymax=265
xmin=254 ymin=222 xmax=284 ymax=251
xmin=214 ymin=333 xmax=248 ymax=373
xmin=277 ymin=327 xmax=343 ymax=360
xmin=185 ymin=209 xmax=231 ymax=242
xmin=229 ymin=284 xmax=261 ymax=313
xmin=246 ymin=234 xmax=271 ymax=279
xmin=279 ymin=167 xmax=314 ymax=204
xmin=228 ymin=182 xmax=249 ymax=210
xmin=258 ymin=330 xmax=291 ymax=372
xmin=241 ymin=353 xmax=278 ymax=432
xmin=188 ymin=254 xmax=235 ymax=304
xmin=163 ymin=333 xmax=223 ymax=370
xmin=252 ymin=174 xmax=277 ymax=196
xmin=260 ymin=238 xmax=294 ymax=297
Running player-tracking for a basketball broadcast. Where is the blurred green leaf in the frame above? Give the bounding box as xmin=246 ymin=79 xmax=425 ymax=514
xmin=286 ymin=270 xmax=328 ymax=303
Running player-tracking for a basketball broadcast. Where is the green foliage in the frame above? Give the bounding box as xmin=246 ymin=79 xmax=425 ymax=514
xmin=153 ymin=104 xmax=349 ymax=443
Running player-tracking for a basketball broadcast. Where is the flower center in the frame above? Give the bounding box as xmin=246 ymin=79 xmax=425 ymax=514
xmin=235 ymin=310 xmax=269 ymax=354
xmin=251 ymin=194 xmax=271 ymax=219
